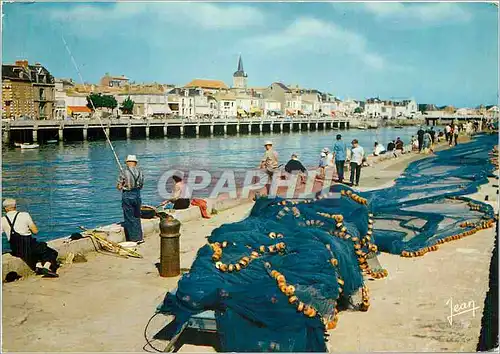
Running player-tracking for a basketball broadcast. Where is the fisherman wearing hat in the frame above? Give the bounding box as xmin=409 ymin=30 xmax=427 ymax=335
xmin=117 ymin=155 xmax=145 ymax=243
xmin=259 ymin=141 xmax=279 ymax=195
xmin=1 ymin=198 xmax=59 ymax=277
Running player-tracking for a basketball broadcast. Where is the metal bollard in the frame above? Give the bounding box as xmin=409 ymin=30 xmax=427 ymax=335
xmin=159 ymin=214 xmax=181 ymax=277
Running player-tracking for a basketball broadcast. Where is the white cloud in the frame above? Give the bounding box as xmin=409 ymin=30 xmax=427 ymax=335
xmin=361 ymin=3 xmax=472 ymax=24
xmin=49 ymin=2 xmax=266 ymax=30
xmin=243 ymin=17 xmax=386 ymax=70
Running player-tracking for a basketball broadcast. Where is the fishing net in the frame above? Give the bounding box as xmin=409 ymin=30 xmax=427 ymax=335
xmin=158 ymin=133 xmax=498 ymax=352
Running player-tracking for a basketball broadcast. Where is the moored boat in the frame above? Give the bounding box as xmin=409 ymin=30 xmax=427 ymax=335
xmin=357 ymin=125 xmax=367 ymax=130
xmin=47 ymin=140 xmax=58 ymax=144
xmin=394 ymin=125 xmax=404 ymax=129
xmin=20 ymin=143 xmax=40 ymax=149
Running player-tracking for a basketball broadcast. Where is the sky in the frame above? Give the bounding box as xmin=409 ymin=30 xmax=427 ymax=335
xmin=2 ymin=1 xmax=498 ymax=107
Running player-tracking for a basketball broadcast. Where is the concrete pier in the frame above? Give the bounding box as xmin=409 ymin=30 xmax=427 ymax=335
xmin=2 ymin=117 xmax=352 ymax=143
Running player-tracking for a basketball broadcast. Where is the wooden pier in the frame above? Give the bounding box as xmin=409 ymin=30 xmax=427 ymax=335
xmin=1 ymin=117 xmax=350 ymax=143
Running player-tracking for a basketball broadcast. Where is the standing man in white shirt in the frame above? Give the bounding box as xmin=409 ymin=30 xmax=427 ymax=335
xmin=349 ymin=139 xmax=365 ymax=187
xmin=1 ymin=199 xmax=59 ymax=277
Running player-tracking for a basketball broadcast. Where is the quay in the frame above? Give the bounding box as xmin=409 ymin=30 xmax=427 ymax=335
xmin=1 ymin=117 xmax=350 ymax=144
xmin=2 ymin=142 xmax=497 ymax=352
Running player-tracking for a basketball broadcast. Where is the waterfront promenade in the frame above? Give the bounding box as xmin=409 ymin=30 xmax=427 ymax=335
xmin=2 ymin=117 xmax=349 ymax=143
xmin=2 ymin=142 xmax=497 ymax=352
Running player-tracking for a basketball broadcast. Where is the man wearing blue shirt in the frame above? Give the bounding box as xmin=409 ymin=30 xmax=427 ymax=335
xmin=332 ymin=134 xmax=347 ymax=183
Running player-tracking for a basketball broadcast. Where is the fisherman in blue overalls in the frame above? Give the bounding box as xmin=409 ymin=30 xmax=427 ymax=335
xmin=117 ymin=155 xmax=145 ymax=244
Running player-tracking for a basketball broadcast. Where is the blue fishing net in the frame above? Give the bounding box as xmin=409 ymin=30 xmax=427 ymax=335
xmin=158 ymin=133 xmax=497 ymax=352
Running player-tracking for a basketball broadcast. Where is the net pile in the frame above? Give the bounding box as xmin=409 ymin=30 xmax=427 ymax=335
xmin=159 ymin=134 xmax=497 ymax=352
xmin=368 ymin=133 xmax=497 ymax=256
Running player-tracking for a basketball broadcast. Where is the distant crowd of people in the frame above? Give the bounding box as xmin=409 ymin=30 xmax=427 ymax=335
xmin=262 ymin=135 xmax=366 ymax=189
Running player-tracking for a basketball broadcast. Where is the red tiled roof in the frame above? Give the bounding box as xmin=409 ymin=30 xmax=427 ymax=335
xmin=67 ymin=106 xmax=91 ymax=113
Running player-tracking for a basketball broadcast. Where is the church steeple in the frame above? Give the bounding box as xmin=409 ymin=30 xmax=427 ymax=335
xmin=232 ymin=54 xmax=248 ymax=89
xmin=233 ymin=54 xmax=247 ymax=78
xmin=237 ymin=55 xmax=244 ymax=72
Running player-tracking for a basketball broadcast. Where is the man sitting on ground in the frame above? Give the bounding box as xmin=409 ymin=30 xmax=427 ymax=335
xmin=373 ymin=142 xmax=386 ymax=156
xmin=284 ymin=153 xmax=307 ymax=183
xmin=395 ymin=137 xmax=404 ymax=151
xmin=1 ymin=199 xmax=59 ymax=278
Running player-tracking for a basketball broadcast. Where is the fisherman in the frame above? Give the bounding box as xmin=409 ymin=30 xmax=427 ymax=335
xmin=349 ymin=139 xmax=365 ymax=187
xmin=373 ymin=142 xmax=386 ymax=156
xmin=445 ymin=124 xmax=452 ymax=142
xmin=387 ymin=140 xmax=396 ymax=152
xmin=322 ymin=147 xmax=335 ymax=167
xmin=259 ymin=141 xmax=279 ymax=195
xmin=429 ymin=126 xmax=436 ymax=144
xmin=284 ymin=153 xmax=307 ymax=175
xmin=411 ymin=136 xmax=419 ymax=151
xmin=117 ymin=155 xmax=144 ymax=244
xmin=318 ymin=151 xmax=327 ymax=179
xmin=1 ymin=199 xmax=59 ymax=277
xmin=161 ymin=172 xmax=192 ymax=210
xmin=417 ymin=126 xmax=425 ymax=153
xmin=395 ymin=137 xmax=404 ymax=151
xmin=453 ymin=123 xmax=459 ymax=146
xmin=332 ymin=134 xmax=347 ymax=183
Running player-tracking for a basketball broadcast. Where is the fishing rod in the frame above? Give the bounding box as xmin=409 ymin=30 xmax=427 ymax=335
xmin=60 ymin=31 xmax=124 ymax=173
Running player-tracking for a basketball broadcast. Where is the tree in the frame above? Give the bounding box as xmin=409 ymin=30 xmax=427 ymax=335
xmin=87 ymin=93 xmax=118 ymax=112
xmin=354 ymin=107 xmax=363 ymax=114
xmin=87 ymin=93 xmax=103 ymax=111
xmin=120 ymin=96 xmax=134 ymax=114
xmin=104 ymin=95 xmax=118 ymax=111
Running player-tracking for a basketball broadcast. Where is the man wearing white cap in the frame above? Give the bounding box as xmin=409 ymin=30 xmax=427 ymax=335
xmin=259 ymin=141 xmax=279 ymax=195
xmin=117 ymin=155 xmax=145 ymax=243
xmin=1 ymin=198 xmax=59 ymax=277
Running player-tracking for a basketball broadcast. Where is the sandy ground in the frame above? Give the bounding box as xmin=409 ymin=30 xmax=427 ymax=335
xmin=2 ymin=141 xmax=497 ymax=353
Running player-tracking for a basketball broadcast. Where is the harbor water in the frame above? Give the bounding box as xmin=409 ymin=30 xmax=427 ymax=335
xmin=2 ymin=126 xmax=426 ymax=251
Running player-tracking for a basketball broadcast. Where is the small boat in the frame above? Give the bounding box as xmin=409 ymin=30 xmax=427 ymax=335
xmin=357 ymin=125 xmax=367 ymax=130
xmin=394 ymin=125 xmax=404 ymax=129
xmin=20 ymin=143 xmax=40 ymax=149
xmin=47 ymin=140 xmax=58 ymax=144
xmin=14 ymin=142 xmax=22 ymax=147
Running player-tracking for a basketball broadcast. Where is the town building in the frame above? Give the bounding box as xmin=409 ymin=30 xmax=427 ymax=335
xmin=232 ymin=55 xmax=248 ymax=89
xmin=100 ymin=73 xmax=130 ymax=88
xmin=214 ymin=91 xmax=237 ymax=118
xmin=167 ymin=87 xmax=218 ymax=118
xmin=263 ymin=82 xmax=290 ymax=116
xmin=184 ymin=79 xmax=229 ymax=94
xmin=116 ymin=92 xmax=171 ymax=117
xmin=2 ymin=60 xmax=55 ymax=119
xmin=54 ymin=78 xmax=75 ymax=119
